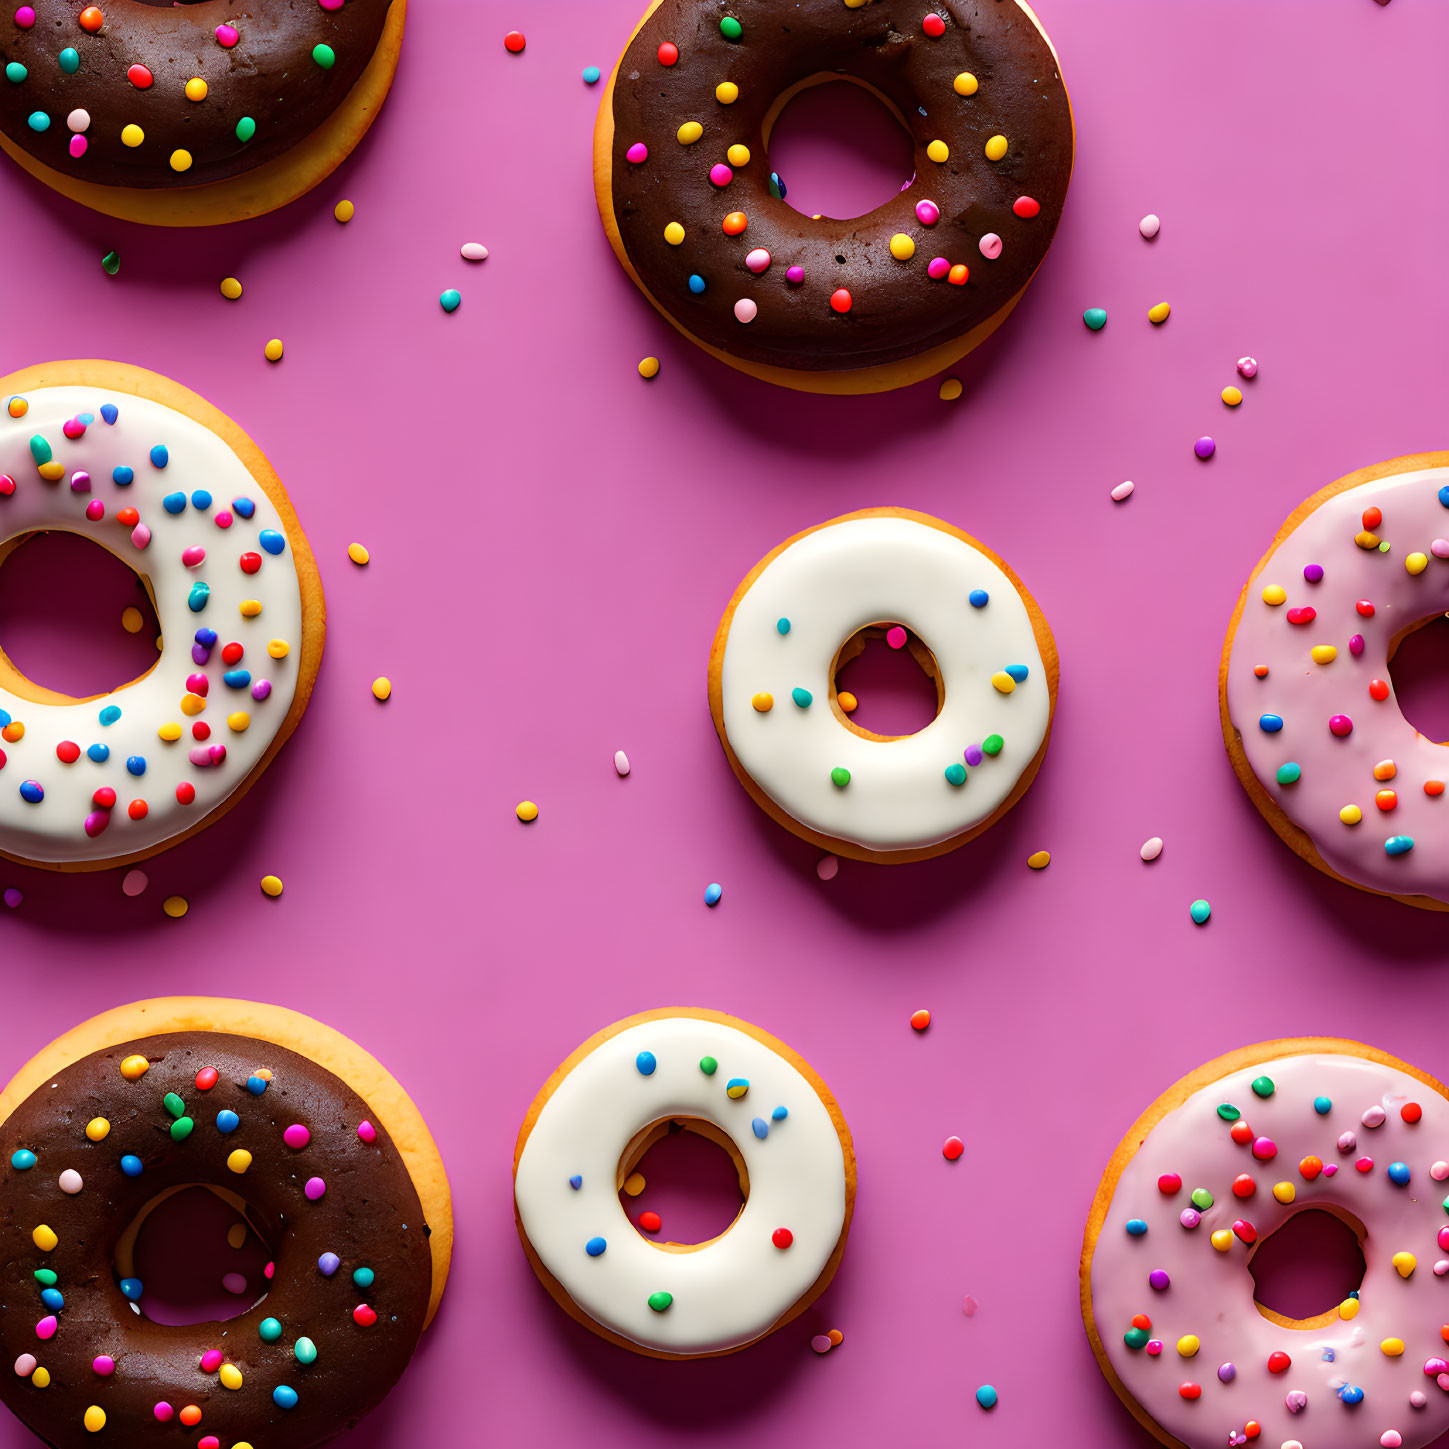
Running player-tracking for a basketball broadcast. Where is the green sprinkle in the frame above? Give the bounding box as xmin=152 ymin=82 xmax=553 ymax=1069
xmin=699 ymin=1056 xmax=718 ymax=1076
xmin=1216 ymin=1104 xmax=1240 ymax=1122
xmin=944 ymin=762 xmax=967 ymax=786
xmin=1378 ymin=540 xmax=1391 ymax=553
xmin=647 ymin=1290 xmax=673 ymax=1312
xmin=791 ymin=687 xmax=812 ymax=708
xmin=163 ymin=1092 xmax=186 ymax=1118
xmin=982 ymin=733 xmax=1004 ymax=756
xmin=1251 ymin=1076 xmax=1275 ymax=1099
xmin=830 ymin=766 xmax=850 ymax=788
xmin=719 ymin=16 xmax=742 ymax=40
xmin=1083 ymin=307 xmax=1108 ymax=331
xmin=28 ymin=434 xmax=52 ymax=465
xmin=294 ymin=1336 xmax=317 ymax=1364
xmin=1276 ymin=762 xmax=1301 ymax=785
xmin=58 ymin=48 xmax=79 ymax=74
xmin=101 ymin=251 xmax=119 ymax=276
xmin=1123 ymin=1327 xmax=1149 ymax=1350
xmin=235 ymin=116 xmax=256 ymax=143
xmin=1189 ymin=898 xmax=1211 ymax=925
xmin=33 ymin=1270 xmax=58 ymax=1287
xmin=5 ymin=62 xmax=27 ymax=84
xmin=169 ymin=1116 xmax=194 ymax=1142
xmin=440 ymin=288 xmax=462 ymax=313
xmin=259 ymin=1318 xmax=283 ymax=1343
xmin=1190 ymin=1187 xmax=1213 ymax=1210
xmin=312 ymin=43 xmax=336 ymax=69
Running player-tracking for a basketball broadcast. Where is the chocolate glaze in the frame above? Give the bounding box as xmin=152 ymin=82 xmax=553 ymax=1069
xmin=0 ymin=0 xmax=393 ymax=190
xmin=0 ymin=1032 xmax=432 ymax=1449
xmin=606 ymin=0 xmax=1073 ymax=373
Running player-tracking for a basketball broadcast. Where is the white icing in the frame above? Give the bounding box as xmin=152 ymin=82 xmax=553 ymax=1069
xmin=718 ymin=516 xmax=1051 ymax=851
xmin=0 ymin=386 xmax=305 ymax=864
xmin=514 ymin=1016 xmax=849 ymax=1356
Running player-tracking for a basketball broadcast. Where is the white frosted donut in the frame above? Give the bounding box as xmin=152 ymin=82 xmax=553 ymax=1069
xmin=0 ymin=364 xmax=322 ymax=869
xmin=513 ymin=1010 xmax=855 ymax=1358
xmin=709 ymin=508 xmax=1057 ymax=861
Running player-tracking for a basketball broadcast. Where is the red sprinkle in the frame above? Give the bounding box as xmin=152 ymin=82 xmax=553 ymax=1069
xmin=352 ymin=1304 xmax=377 ymax=1327
xmin=1285 ymin=606 xmax=1316 ymax=625
xmin=176 ymin=782 xmax=196 ymax=805
xmin=1179 ymin=1382 xmax=1201 ymax=1400
xmin=638 ymin=1211 xmax=661 ymax=1233
xmin=772 ymin=1227 xmax=793 ymax=1249
xmin=1267 ymin=1350 xmax=1290 ymax=1374
xmin=1131 ymin=1313 xmax=1151 ymax=1330
xmin=196 ymin=1067 xmax=218 ymax=1091
xmin=1362 ymin=506 xmax=1382 ymax=530
xmin=922 ymin=12 xmax=945 ymax=37
xmin=126 ymin=799 xmax=147 ymax=820
xmin=0 ymin=474 xmax=14 ymax=496
xmin=56 ymin=741 xmax=81 ymax=764
xmin=127 ymin=64 xmax=152 ymax=89
xmin=1355 ymin=1156 xmax=1374 ymax=1173
xmin=222 ymin=642 xmax=244 ymax=665
xmin=1157 ymin=1173 xmax=1181 ymax=1195
xmin=503 ymin=30 xmax=525 ymax=52
xmin=942 ymin=1135 xmax=964 ymax=1160
xmin=1232 ymin=1174 xmax=1255 ymax=1198
xmin=1401 ymin=1102 xmax=1422 ymax=1123
xmin=1356 ymin=599 xmax=1375 ymax=616
xmin=92 ymin=787 xmax=116 ymax=809
xmin=1369 ymin=679 xmax=1390 ymax=701
xmin=1013 ymin=196 xmax=1041 ymax=219
xmin=910 ymin=1009 xmax=931 ymax=1031
xmin=117 ymin=506 xmax=138 ymax=526
xmin=830 ymin=288 xmax=853 ymax=314
xmin=657 ymin=41 xmax=678 ymax=65
xmin=239 ymin=552 xmax=262 ymax=575
xmin=1229 ymin=1119 xmax=1254 ymax=1145
xmin=1233 ymin=1219 xmax=1257 ymax=1244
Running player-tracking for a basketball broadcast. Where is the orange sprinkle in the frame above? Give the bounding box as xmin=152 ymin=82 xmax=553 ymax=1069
xmin=722 ymin=211 xmax=747 ymax=236
xmin=1253 ymin=665 xmax=1269 ymax=678
xmin=1373 ymin=760 xmax=1397 ymax=781
xmin=1425 ymin=780 xmax=1445 ymax=796
xmin=910 ymin=1009 xmax=931 ymax=1032
xmin=1375 ymin=790 xmax=1397 ymax=811
xmin=179 ymin=1407 xmax=202 ymax=1427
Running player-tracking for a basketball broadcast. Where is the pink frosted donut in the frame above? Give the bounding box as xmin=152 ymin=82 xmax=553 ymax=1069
xmin=1083 ymin=1039 xmax=1449 ymax=1449
xmin=1221 ymin=454 xmax=1449 ymax=909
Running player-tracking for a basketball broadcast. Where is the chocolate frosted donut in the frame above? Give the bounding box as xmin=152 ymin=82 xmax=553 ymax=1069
xmin=0 ymin=999 xmax=451 ymax=1449
xmin=596 ymin=0 xmax=1074 ymax=393
xmin=0 ymin=0 xmax=405 ymax=225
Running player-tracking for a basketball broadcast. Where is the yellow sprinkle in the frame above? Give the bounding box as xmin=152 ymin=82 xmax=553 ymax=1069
xmin=663 ymin=221 xmax=685 ymax=245
xmin=260 ymin=875 xmax=283 ymax=898
xmin=1406 ymin=551 xmax=1428 ymax=575
xmin=226 ymin=1149 xmax=252 ymax=1175
xmin=926 ymin=139 xmax=949 ymax=163
xmin=938 ymin=377 xmax=963 ymax=401
xmin=1148 ymin=301 xmax=1171 ymax=325
xmin=715 ymin=81 xmax=739 ymax=104
xmin=516 ymin=800 xmax=539 ymax=823
xmin=220 ymin=276 xmax=243 ymax=301
xmin=264 ymin=338 xmax=284 ymax=363
xmin=991 ymin=671 xmax=1016 ymax=694
xmin=751 ymin=692 xmax=773 ymax=712
xmin=1027 ymin=850 xmax=1051 ymax=870
xmin=984 ymin=134 xmax=1008 ymax=161
xmin=162 ymin=896 xmax=189 ymax=919
xmin=185 ymin=76 xmax=207 ymax=102
xmin=676 ymin=121 xmax=703 ymax=145
xmin=1261 ymin=584 xmax=1287 ymax=605
xmin=1310 ymin=644 xmax=1337 ymax=664
xmin=84 ymin=1406 xmax=106 ymax=1433
xmin=953 ymin=71 xmax=978 ymax=96
xmin=1210 ymin=1229 xmax=1233 ymax=1252
xmin=120 ymin=606 xmax=143 ymax=633
xmin=120 ymin=1054 xmax=150 ymax=1081
xmin=227 ymin=1222 xmax=247 ymax=1249
xmin=181 ymin=693 xmax=206 ymax=717
xmin=239 ymin=599 xmax=262 ymax=618
xmin=638 ymin=356 xmax=661 ymax=379
xmin=889 ymin=232 xmax=916 ymax=261
xmin=169 ymin=149 xmax=192 ymax=173
xmin=727 ymin=143 xmax=750 ymax=167
xmin=334 ymin=199 xmax=355 ymax=224
xmin=85 ymin=1118 xmax=110 ymax=1142
xmin=1176 ymin=1335 xmax=1200 ymax=1357
xmin=267 ymin=639 xmax=290 ymax=659
xmin=843 ymin=0 xmax=868 ymax=7
xmin=837 ymin=691 xmax=857 ymax=713
xmin=623 ymin=1172 xmax=647 ymax=1196
xmin=1222 ymin=386 xmax=1242 ymax=406
xmin=1339 ymin=804 xmax=1363 ymax=825
xmin=7 ymin=396 xmax=28 ymax=418
xmin=157 ymin=722 xmax=182 ymax=742
xmin=371 ymin=676 xmax=391 ymax=701
xmin=1373 ymin=759 xmax=1397 ymax=781
xmin=30 ymin=1368 xmax=49 ymax=1389
xmin=121 ymin=123 xmax=144 ymax=148
xmin=1339 ymin=1296 xmax=1360 ymax=1319
xmin=32 ymin=1225 xmax=57 ymax=1252
xmin=1392 ymin=1251 xmax=1415 ymax=1278
xmin=1381 ymin=1337 xmax=1405 ymax=1356
xmin=38 ymin=461 xmax=64 ymax=482
xmin=227 ymin=711 xmax=250 ymax=733
xmin=347 ymin=542 xmax=370 ymax=565
xmin=219 ymin=1364 xmax=243 ymax=1390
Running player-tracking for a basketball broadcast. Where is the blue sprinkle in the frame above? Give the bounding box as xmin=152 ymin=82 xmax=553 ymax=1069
xmin=10 ymin=1149 xmax=36 ymax=1170
xmin=768 ymin=170 xmax=787 ymax=200
xmin=111 ymin=465 xmax=133 ymax=486
xmin=0 ymin=709 xmax=10 ymax=727
xmin=1125 ymin=1218 xmax=1148 ymax=1236
xmin=1005 ymin=664 xmax=1029 ymax=683
xmin=99 ymin=705 xmax=121 ymax=726
xmin=259 ymin=529 xmax=285 ymax=555
xmin=791 ymin=687 xmax=812 ymax=708
xmin=1259 ymin=714 xmax=1284 ymax=733
xmin=704 ymin=882 xmax=722 ymax=906
xmin=100 ymin=403 xmax=118 ymax=425
xmin=688 ymin=274 xmax=706 ymax=294
xmin=1440 ymin=485 xmax=1449 ymax=508
xmin=585 ymin=1236 xmax=607 ymax=1256
xmin=120 ymin=1155 xmax=143 ymax=1177
xmin=975 ymin=1385 xmax=999 ymax=1411
xmin=19 ymin=781 xmax=43 ymax=804
xmin=216 ymin=1110 xmax=240 ymax=1133
xmin=188 ymin=582 xmax=210 ymax=612
xmin=149 ymin=444 xmax=168 ymax=469
xmin=1388 ymin=1161 xmax=1410 ymax=1185
xmin=119 ymin=1279 xmax=143 ymax=1302
xmin=636 ymin=1051 xmax=657 ymax=1076
xmin=1339 ymin=1385 xmax=1364 ymax=1405
xmin=40 ymin=1289 xmax=63 ymax=1310
xmin=568 ymin=1175 xmax=582 ymax=1190
xmin=771 ymin=1105 xmax=788 ymax=1121
xmin=582 ymin=65 xmax=601 ymax=84
xmin=162 ymin=491 xmax=186 ymax=514
xmin=223 ymin=669 xmax=251 ymax=689
xmin=246 ymin=1075 xmax=268 ymax=1096
xmin=751 ymin=1117 xmax=768 ymax=1139
xmin=232 ymin=497 xmax=256 ymax=518
xmin=968 ymin=589 xmax=989 ymax=608
xmin=191 ymin=490 xmax=212 ymax=510
xmin=1385 ymin=835 xmax=1414 ymax=856
xmin=1322 ymin=1347 xmax=1335 ymax=1361
xmin=194 ymin=627 xmax=218 ymax=649
xmin=775 ymin=617 xmax=790 ymax=635
xmin=87 ymin=744 xmax=109 ymax=763
xmin=79 ymin=414 xmax=93 ymax=426
xmin=125 ymin=756 xmax=146 ymax=777
xmin=1314 ymin=1096 xmax=1332 ymax=1115
xmin=273 ymin=1386 xmax=298 ymax=1411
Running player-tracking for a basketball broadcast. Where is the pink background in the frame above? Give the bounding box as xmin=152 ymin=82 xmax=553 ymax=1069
xmin=3 ymin=1 xmax=1449 ymax=1444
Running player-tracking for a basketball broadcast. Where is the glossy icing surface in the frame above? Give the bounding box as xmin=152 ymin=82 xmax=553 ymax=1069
xmin=0 ymin=386 xmax=303 ymax=864
xmin=514 ymin=1016 xmax=849 ymax=1356
xmin=1225 ymin=468 xmax=1449 ymax=903
xmin=719 ymin=515 xmax=1049 ymax=852
xmin=1091 ymin=1052 xmax=1449 ymax=1449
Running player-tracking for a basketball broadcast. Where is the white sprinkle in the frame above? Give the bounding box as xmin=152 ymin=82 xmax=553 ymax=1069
xmin=613 ymin=750 xmax=630 ymax=777
xmin=461 ymin=242 xmax=488 ymax=262
xmin=961 ymin=1294 xmax=978 ymax=1317
xmin=816 ymin=855 xmax=839 ymax=881
xmin=1361 ymin=1105 xmax=1386 ymax=1129
xmin=1139 ymin=213 xmax=1160 ymax=239
xmin=1140 ymin=837 xmax=1163 ymax=861
xmin=122 ymin=869 xmax=148 ymax=897
xmin=58 ymin=1170 xmax=83 ymax=1195
xmin=1110 ymin=480 xmax=1134 ymax=502
xmin=1236 ymin=356 xmax=1258 ymax=379
xmin=221 ymin=1273 xmax=248 ymax=1295
xmin=67 ymin=109 xmax=90 ymax=135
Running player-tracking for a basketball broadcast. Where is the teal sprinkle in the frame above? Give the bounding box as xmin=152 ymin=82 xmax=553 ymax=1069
xmin=58 ymin=48 xmax=79 ymax=74
xmin=1275 ymin=761 xmax=1302 ymax=785
xmin=188 ymin=582 xmax=210 ymax=612
xmin=26 ymin=111 xmax=49 ymax=132
xmin=944 ymin=762 xmax=967 ymax=786
xmin=28 ymin=434 xmax=52 ymax=465
xmin=791 ymin=687 xmax=812 ymax=708
xmin=5 ymin=62 xmax=27 ymax=84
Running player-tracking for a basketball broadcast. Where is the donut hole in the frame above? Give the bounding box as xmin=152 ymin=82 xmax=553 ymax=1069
xmin=764 ymin=78 xmax=915 ymax=221
xmin=832 ymin=625 xmax=943 ymax=739
xmin=120 ymin=1185 xmax=275 ymax=1326
xmin=618 ymin=1118 xmax=747 ymax=1249
xmin=1388 ymin=613 xmax=1449 ymax=744
xmin=0 ymin=530 xmax=159 ymax=700
xmin=1248 ymin=1207 xmax=1366 ymax=1326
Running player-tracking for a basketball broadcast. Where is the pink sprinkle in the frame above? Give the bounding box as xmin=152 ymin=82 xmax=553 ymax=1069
xmin=709 ymin=163 xmax=733 ymax=187
xmin=319 ymin=0 xmax=343 ymax=7
xmin=209 ymin=744 xmax=226 ymax=766
xmin=189 ymin=746 xmax=213 ymax=767
xmin=304 ymin=1176 xmax=326 ymax=1200
xmin=251 ymin=680 xmax=272 ymax=702
xmin=1432 ymin=539 xmax=1449 ymax=559
xmin=1349 ymin=634 xmax=1365 ymax=656
xmin=68 ymin=132 xmax=86 ymax=159
xmin=153 ymin=1403 xmax=174 ymax=1423
xmin=283 ymin=1124 xmax=311 ymax=1150
xmin=1329 ymin=715 xmax=1353 ymax=737
xmin=199 ymin=1350 xmax=223 ymax=1373
xmin=215 ymin=23 xmax=238 ymax=46
xmin=1145 ymin=1339 xmax=1162 ymax=1356
xmin=63 ymin=417 xmax=85 ymax=439
xmin=961 ymin=1295 xmax=977 ymax=1317
xmin=14 ymin=6 xmax=36 ymax=27
xmin=35 ymin=1317 xmax=56 ymax=1341
xmin=131 ymin=523 xmax=151 ymax=550
xmin=1355 ymin=1156 xmax=1374 ymax=1172
xmin=1236 ymin=356 xmax=1258 ymax=379
xmin=1337 ymin=1131 xmax=1357 ymax=1152
xmin=1382 ymin=1433 xmax=1403 ymax=1449
xmin=978 ymin=233 xmax=1002 ymax=259
xmin=1432 ymin=1161 xmax=1449 ymax=1181
xmin=1362 ymin=1105 xmax=1387 ymax=1128
xmin=733 ymin=298 xmax=757 ymax=324
xmin=886 ymin=626 xmax=907 ymax=649
xmin=85 ymin=500 xmax=104 ymax=521
xmin=215 ymin=511 xmax=233 ymax=529
xmin=927 ymin=256 xmax=951 ymax=280
xmin=1426 ymin=1358 xmax=1449 ymax=1376
xmin=1322 ymin=1163 xmax=1338 ymax=1177
xmin=625 ymin=142 xmax=647 ymax=164
xmin=357 ymin=1120 xmax=377 ymax=1143
xmin=182 ymin=546 xmax=206 ymax=568
xmin=810 ymin=1334 xmax=832 ymax=1354
xmin=1251 ymin=1136 xmax=1277 ymax=1160
xmin=785 ymin=265 xmax=803 ymax=284
xmin=264 ymin=1260 xmax=275 ymax=1280
xmin=220 ymin=1273 xmax=247 ymax=1295
xmin=13 ymin=1355 xmax=36 ymax=1377
xmin=69 ymin=471 xmax=91 ymax=493
xmin=816 ymin=854 xmax=838 ymax=881
xmin=186 ymin=674 xmax=209 ymax=696
xmin=915 ymin=199 xmax=940 ymax=226
xmin=83 ymin=809 xmax=110 ymax=838
xmin=745 ymin=248 xmax=771 ymax=273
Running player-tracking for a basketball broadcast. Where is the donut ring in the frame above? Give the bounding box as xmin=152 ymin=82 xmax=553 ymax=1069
xmin=0 ymin=1 xmax=404 ymax=227
xmin=709 ymin=508 xmax=1057 ymax=862
xmin=513 ymin=1009 xmax=855 ymax=1359
xmin=595 ymin=0 xmax=1074 ymax=393
xmin=0 ymin=361 xmax=324 ymax=872
xmin=1220 ymin=453 xmax=1449 ymax=910
xmin=1082 ymin=1037 xmax=1449 ymax=1449
xmin=0 ymin=997 xmax=452 ymax=1449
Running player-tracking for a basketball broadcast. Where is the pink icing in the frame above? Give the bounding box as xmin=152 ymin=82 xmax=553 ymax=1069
xmin=1089 ymin=1051 xmax=1449 ymax=1449
xmin=1225 ymin=468 xmax=1449 ymax=902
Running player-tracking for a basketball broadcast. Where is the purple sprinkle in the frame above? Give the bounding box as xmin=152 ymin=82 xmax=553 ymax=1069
xmin=785 ymin=265 xmax=804 ymax=284
xmin=964 ymin=745 xmax=984 ymax=767
xmin=1194 ymin=436 xmax=1216 ymax=460
xmin=1218 ymin=1362 xmax=1236 ymax=1383
xmin=191 ymin=644 xmax=209 ymax=665
xmin=2 ymin=888 xmax=21 ymax=909
xmin=1148 ymin=1269 xmax=1170 ymax=1291
xmin=1303 ymin=563 xmax=1324 ymax=583
xmin=317 ymin=1252 xmax=340 ymax=1276
xmin=251 ymin=680 xmax=272 ymax=702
